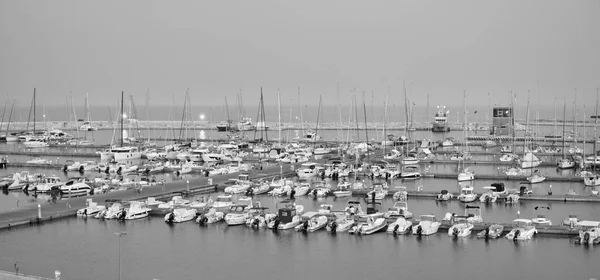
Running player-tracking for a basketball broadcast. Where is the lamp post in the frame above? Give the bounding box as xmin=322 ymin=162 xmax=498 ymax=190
xmin=186 ymin=180 xmax=190 ymax=192
xmin=114 ymin=232 xmax=127 ymax=280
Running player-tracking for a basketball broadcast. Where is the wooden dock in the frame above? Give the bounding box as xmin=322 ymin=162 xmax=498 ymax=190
xmin=349 ymin=190 xmax=600 ymax=203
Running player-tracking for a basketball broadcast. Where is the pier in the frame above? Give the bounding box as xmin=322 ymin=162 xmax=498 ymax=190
xmin=0 ymin=164 xmax=296 ymax=231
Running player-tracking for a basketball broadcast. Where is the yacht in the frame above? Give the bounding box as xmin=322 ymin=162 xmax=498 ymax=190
xmin=60 ymin=177 xmax=92 ymax=195
xmin=296 ymin=162 xmax=321 ymax=178
xmin=432 ymin=106 xmax=450 ymax=132
xmin=23 ymin=138 xmax=49 ymax=148
xmin=123 ymin=201 xmax=151 ymax=220
xmin=29 ymin=176 xmax=62 ymax=192
xmin=237 ymin=117 xmax=255 ymax=131
xmin=165 ymin=208 xmax=198 ymax=223
xmin=457 ymin=168 xmax=475 ymax=182
xmin=505 ymin=219 xmax=537 ymax=241
xmin=458 ymin=186 xmax=477 ymax=203
xmin=77 ymin=199 xmax=106 ymax=217
xmin=521 ymin=152 xmax=542 ymax=169
xmin=448 ymin=216 xmax=474 ymax=237
xmin=412 ymin=214 xmax=441 ymax=236
xmin=111 ymin=146 xmax=142 ymax=161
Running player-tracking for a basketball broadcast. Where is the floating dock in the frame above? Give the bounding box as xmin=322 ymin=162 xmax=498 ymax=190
xmin=350 ymin=190 xmax=600 ymax=203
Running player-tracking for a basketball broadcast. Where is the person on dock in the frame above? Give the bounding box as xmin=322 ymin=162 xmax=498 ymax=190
xmin=14 ymin=262 xmax=18 ymax=275
xmin=548 ymin=185 xmax=553 ymax=196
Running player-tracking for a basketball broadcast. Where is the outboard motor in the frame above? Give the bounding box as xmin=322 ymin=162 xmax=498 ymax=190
xmin=302 ymin=220 xmax=309 ymax=233
xmin=79 ymin=165 xmax=85 ymax=174
xmin=273 ymin=219 xmax=280 ymax=232
xmin=416 ymin=225 xmax=423 ymax=236
xmin=105 ymin=166 xmax=110 ymax=174
xmin=393 ymin=224 xmax=400 ymax=236
xmin=584 ymin=232 xmax=591 ymax=244
xmin=486 ymin=196 xmax=491 ymax=203
xmin=312 ymin=189 xmax=318 ymax=197
xmin=119 ymin=209 xmax=127 ymax=221
xmin=330 ymin=221 xmax=337 ymax=233
xmin=117 ymin=166 xmax=122 ymax=176
xmin=62 ymin=165 xmax=68 ymax=172
xmin=167 ymin=212 xmax=175 ymax=224
xmin=252 ymin=218 xmax=260 ymax=228
xmin=82 ymin=208 xmax=88 ymax=217
xmin=452 ymin=227 xmax=459 ymax=237
xmin=245 ymin=188 xmax=254 ymax=197
xmin=485 ymin=227 xmax=490 ymax=239
xmin=290 ymin=189 xmax=296 ymax=200
xmin=513 ymin=229 xmax=520 ymax=241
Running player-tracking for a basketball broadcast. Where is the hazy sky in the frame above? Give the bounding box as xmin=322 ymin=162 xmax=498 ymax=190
xmin=1 ymin=0 xmax=599 ymax=109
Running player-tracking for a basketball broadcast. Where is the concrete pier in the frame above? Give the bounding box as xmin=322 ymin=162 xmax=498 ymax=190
xmin=0 ymin=270 xmax=54 ymax=280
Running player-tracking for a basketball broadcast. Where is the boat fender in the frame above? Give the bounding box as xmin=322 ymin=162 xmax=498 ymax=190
xmin=513 ymin=229 xmax=520 ymax=241
xmin=393 ymin=224 xmax=399 ymax=236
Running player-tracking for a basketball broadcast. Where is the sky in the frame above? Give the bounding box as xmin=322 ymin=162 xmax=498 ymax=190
xmin=1 ymin=0 xmax=599 ymax=110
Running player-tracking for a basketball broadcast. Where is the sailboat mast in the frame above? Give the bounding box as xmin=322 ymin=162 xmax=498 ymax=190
xmin=277 ymin=89 xmax=281 ymax=146
xmin=6 ymin=101 xmax=14 ymax=135
xmin=523 ymin=93 xmax=530 ymax=157
xmin=0 ymin=95 xmax=7 ymax=132
xmin=363 ymin=94 xmax=369 ymax=161
xmin=297 ymin=87 xmax=304 ymax=138
xmin=383 ymin=93 xmax=389 ymax=156
xmin=464 ymin=90 xmax=468 ymax=152
xmin=120 ymin=91 xmax=124 ymax=147
xmin=314 ymin=95 xmax=322 ymax=149
xmin=594 ymin=88 xmax=599 ymax=172
xmin=562 ymin=99 xmax=567 ymax=158
xmin=33 ymin=88 xmax=36 ymax=133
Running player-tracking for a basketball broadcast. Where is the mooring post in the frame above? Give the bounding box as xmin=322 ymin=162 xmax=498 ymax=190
xmin=38 ymin=204 xmax=41 ymax=218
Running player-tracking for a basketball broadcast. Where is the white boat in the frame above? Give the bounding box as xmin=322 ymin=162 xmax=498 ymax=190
xmin=505 ymin=219 xmax=537 ymax=241
xmin=412 ymin=214 xmax=441 ymax=236
xmin=500 ymin=146 xmax=512 ymax=153
xmin=531 ymin=206 xmax=552 ymax=226
xmin=505 ymin=167 xmax=526 ymax=176
xmin=448 ymin=217 xmax=474 ymax=237
xmin=457 ymin=168 xmax=475 ymax=182
xmin=112 ymin=146 xmax=142 ymax=161
xmin=224 ymin=182 xmax=251 ymax=195
xmin=476 ymin=224 xmax=504 ymax=239
xmin=210 ymin=195 xmax=234 ymax=212
xmin=365 ymin=185 xmax=388 ymax=200
xmin=313 ymin=147 xmax=332 ymax=155
xmin=584 ymin=174 xmax=600 ymax=186
xmin=333 ymin=182 xmax=352 ymax=197
xmin=450 ymin=152 xmax=471 ymax=161
xmin=387 ymin=217 xmax=413 ymax=235
xmin=400 ymin=165 xmax=421 ymax=180
xmin=165 ymin=208 xmax=198 ymax=223
xmin=76 ymin=199 xmax=106 ymax=217
xmin=326 ymin=212 xmax=355 ymax=233
xmin=392 ymin=186 xmax=408 ymax=201
xmin=557 ymin=158 xmax=576 ymax=169
xmin=225 ymin=204 xmax=252 ymax=226
xmin=401 ymin=155 xmax=420 ymax=165
xmin=527 ymin=173 xmax=546 ymax=184
xmin=384 ymin=201 xmax=413 ymax=219
xmin=196 ymin=208 xmax=225 ymax=224
xmin=308 ymin=187 xmax=331 ymax=198
xmin=268 ymin=200 xmax=304 ymax=231
xmin=97 ymin=200 xmax=125 ymax=219
xmin=23 ymin=138 xmax=49 ymax=148
xmin=123 ymin=201 xmax=150 ymax=220
xmin=479 ymin=186 xmax=499 ymax=203
xmin=296 ymin=162 xmax=321 ymax=178
xmin=248 ymin=182 xmax=270 ymax=195
xmin=349 ymin=216 xmax=387 ymax=235
xmin=29 ymin=176 xmax=62 ymax=192
xmin=573 ymin=221 xmax=600 ymax=245
xmin=26 ymin=157 xmax=51 ymax=164
xmin=441 ymin=138 xmax=455 ymax=147
xmin=458 ymin=186 xmax=477 ymax=203
xmin=60 ymin=177 xmax=92 ymax=195
xmin=293 ymin=183 xmax=310 ymax=196
xmin=436 ymin=190 xmax=453 ymax=201
xmin=520 ymin=152 xmax=542 ymax=169
xmin=499 ymin=154 xmax=518 ymax=162
xmin=295 ymin=212 xmax=330 ymax=233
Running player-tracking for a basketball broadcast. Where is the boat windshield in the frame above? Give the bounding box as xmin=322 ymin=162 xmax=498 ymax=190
xmin=216 ymin=196 xmax=231 ymax=202
xmin=420 ymin=215 xmax=435 ymax=222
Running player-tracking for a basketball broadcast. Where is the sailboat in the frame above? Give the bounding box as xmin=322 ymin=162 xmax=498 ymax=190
xmin=109 ymin=92 xmax=142 ymax=161
xmin=521 ymin=96 xmax=542 ymax=169
xmin=557 ymin=99 xmax=575 ymax=169
xmin=23 ymin=89 xmax=49 ymax=148
xmin=79 ymin=93 xmax=97 ymax=131
xmin=0 ymin=100 xmax=18 ymax=142
xmin=457 ymin=90 xmax=474 ymax=181
xmin=216 ymin=96 xmax=236 ymax=132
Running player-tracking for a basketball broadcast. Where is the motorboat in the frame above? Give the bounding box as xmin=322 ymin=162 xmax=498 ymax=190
xmin=165 ymin=208 xmax=198 ymax=223
xmin=211 ymin=195 xmax=235 ymax=212
xmin=384 ymin=149 xmax=403 ymax=161
xmin=464 ymin=205 xmax=483 ymax=223
xmin=296 ymin=162 xmax=321 ymax=178
xmin=557 ymin=158 xmax=576 ymax=169
xmin=294 ymin=212 xmax=331 ymax=233
xmin=123 ymin=201 xmax=151 ymax=220
xmin=476 ymin=224 xmax=504 ymax=239
xmin=436 ymin=190 xmax=453 ymax=201
xmin=268 ymin=184 xmax=292 ymax=197
xmin=441 ymin=138 xmax=455 ymax=147
xmin=196 ymin=208 xmax=225 ymax=224
xmin=76 ymin=199 xmax=106 ymax=217
xmin=96 ymin=200 xmax=125 ymax=219
xmin=385 ymin=166 xmax=401 ymax=179
xmin=500 ymin=145 xmax=512 ymax=153
xmin=308 ymin=187 xmax=331 ymax=198
xmin=531 ymin=206 xmax=552 ymax=226
xmin=326 ymin=211 xmax=355 ymax=233
xmin=505 ymin=167 xmax=526 ymax=176
xmin=349 ymin=215 xmax=387 ymax=235
xmin=225 ymin=204 xmax=251 ymax=226
xmin=246 ymin=207 xmax=273 ymax=228
xmin=400 ymin=165 xmax=421 ymax=180
xmin=333 ymin=182 xmax=352 ymax=197
xmin=573 ymin=221 xmax=600 ymax=245
xmin=365 ymin=184 xmax=388 ymax=201
xmin=527 ymin=172 xmax=546 ymax=184
xmin=448 ymin=216 xmax=474 ymax=237
xmin=457 ymin=168 xmax=475 ymax=182
xmin=584 ymin=174 xmax=600 ymax=186
xmin=111 ymin=146 xmax=142 ymax=161
xmin=392 ymin=186 xmax=408 ymax=201
xmin=224 ymin=181 xmax=251 ymax=195
xmin=386 ymin=217 xmax=413 ymax=235
xmin=412 ymin=214 xmax=441 ymax=236
xmin=505 ymin=219 xmax=537 ymax=241
xmin=23 ymin=138 xmax=49 ymax=148
xmin=520 ymin=152 xmax=542 ymax=169
xmin=247 ymin=182 xmax=270 ymax=196
xmin=158 ymin=196 xmax=191 ymax=209
xmin=401 ymin=155 xmax=420 ymax=165
xmin=268 ymin=200 xmax=304 ymax=231
xmin=60 ymin=177 xmax=92 ymax=195
xmin=29 ymin=176 xmax=62 ymax=192
xmin=450 ymin=152 xmax=471 ymax=161
xmin=26 ymin=157 xmax=52 ymax=164
xmin=384 ymin=201 xmax=413 ymax=219
xmin=499 ymin=153 xmax=518 ymax=162
xmin=458 ymin=187 xmax=477 ymax=203
xmin=479 ymin=186 xmax=499 ymax=203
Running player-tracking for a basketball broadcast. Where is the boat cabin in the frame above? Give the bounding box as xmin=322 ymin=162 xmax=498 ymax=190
xmin=229 ymin=204 xmax=249 ymax=213
xmin=216 ymin=195 xmax=233 ymax=203
xmin=460 ymin=187 xmax=474 ymax=195
xmin=420 ymin=215 xmax=437 ymax=223
xmin=576 ymin=220 xmax=600 ymax=230
xmin=277 ymin=199 xmax=297 ymax=224
xmin=513 ymin=219 xmax=534 ymax=229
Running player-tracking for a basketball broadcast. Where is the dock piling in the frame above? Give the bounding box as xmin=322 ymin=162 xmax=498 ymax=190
xmin=38 ymin=204 xmax=41 ymax=219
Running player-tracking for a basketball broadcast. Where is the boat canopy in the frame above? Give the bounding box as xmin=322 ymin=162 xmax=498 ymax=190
xmin=576 ymin=221 xmax=600 ymax=228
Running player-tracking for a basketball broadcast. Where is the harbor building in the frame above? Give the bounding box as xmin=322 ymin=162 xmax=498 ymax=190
xmin=491 ymin=107 xmax=514 ymax=136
